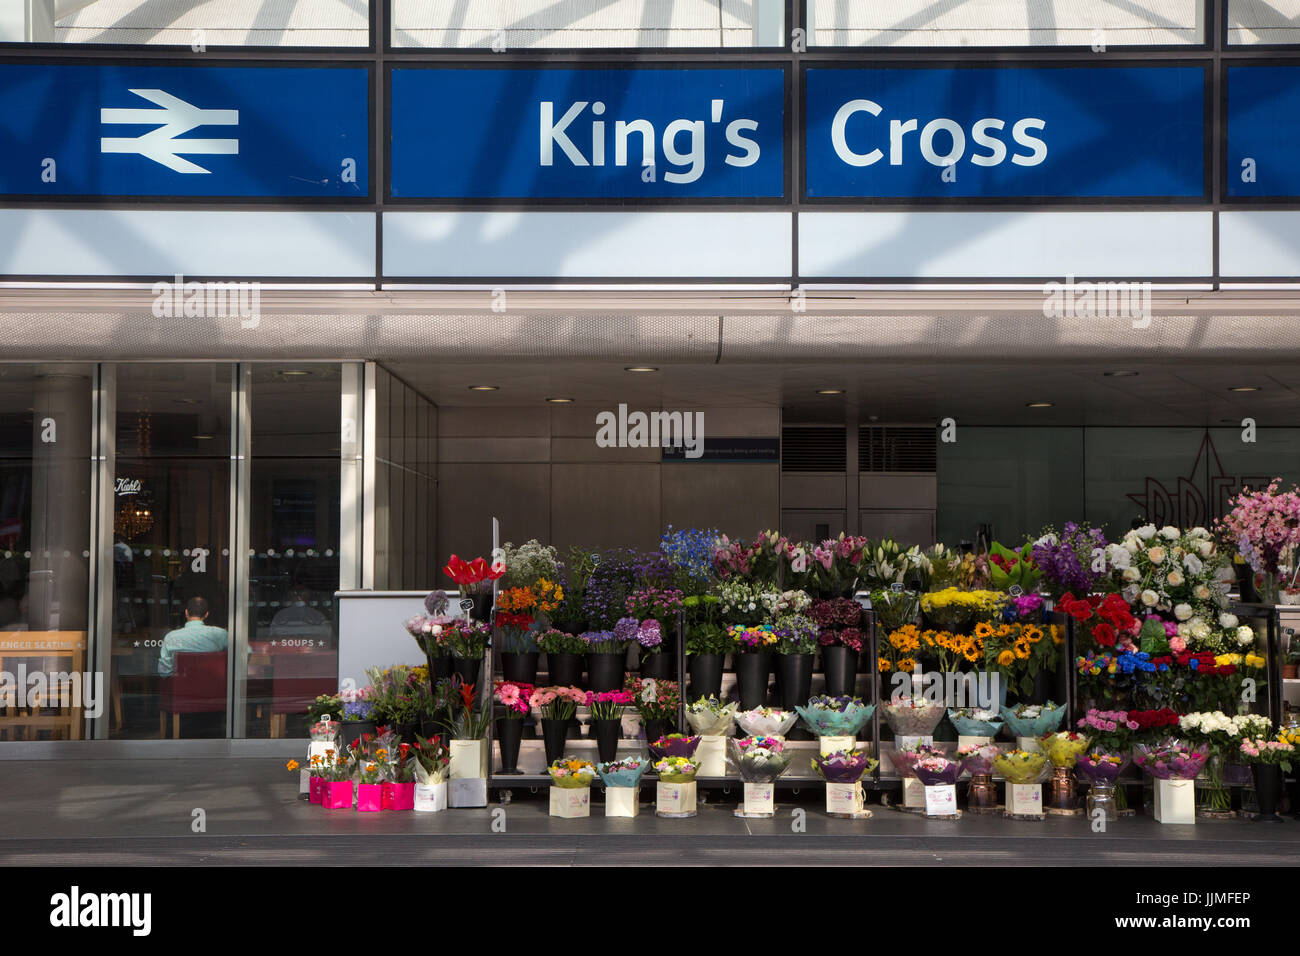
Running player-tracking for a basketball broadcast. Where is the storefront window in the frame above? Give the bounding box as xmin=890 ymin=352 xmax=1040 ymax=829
xmin=110 ymin=364 xmax=232 ymax=739
xmin=1228 ymin=0 xmax=1300 ymax=44
xmin=392 ymin=0 xmax=783 ymax=48
xmin=0 ymin=0 xmax=370 ymax=47
xmin=0 ymin=365 xmax=93 ymax=741
xmin=808 ymin=0 xmax=1203 ymax=47
xmin=241 ymin=365 xmax=342 ymax=739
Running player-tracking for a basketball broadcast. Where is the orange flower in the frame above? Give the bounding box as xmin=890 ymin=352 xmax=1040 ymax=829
xmin=286 ymin=759 xmax=300 ymax=772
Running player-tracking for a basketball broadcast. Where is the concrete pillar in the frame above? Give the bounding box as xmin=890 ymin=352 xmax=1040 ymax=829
xmin=28 ymin=369 xmax=92 ymax=631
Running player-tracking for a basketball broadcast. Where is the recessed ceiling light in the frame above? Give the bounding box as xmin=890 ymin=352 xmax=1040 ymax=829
xmin=624 ymin=366 xmax=658 ymax=373
xmin=815 ymin=388 xmax=845 ymax=395
xmin=1025 ymin=402 xmax=1054 ymax=408
xmin=546 ymin=397 xmax=574 ymax=404
xmin=467 ymin=385 xmax=499 ymax=391
xmin=1103 ymin=371 xmax=1139 ymax=377
xmin=1227 ymin=386 xmax=1261 ymax=392
xmin=281 ymin=370 xmax=311 ymax=377
xmin=193 ymin=434 xmax=215 ymax=440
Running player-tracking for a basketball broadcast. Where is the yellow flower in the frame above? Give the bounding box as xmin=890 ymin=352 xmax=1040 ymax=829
xmin=974 ymin=622 xmax=994 ymax=639
xmin=1051 ymin=625 xmax=1065 ymax=645
xmin=1022 ymin=626 xmax=1043 ymax=644
xmin=997 ymin=650 xmax=1015 ymax=667
xmin=1013 ymin=640 xmax=1031 ymax=660
xmin=963 ymin=645 xmax=982 ymax=663
xmin=286 ymin=759 xmax=300 ymax=772
xmin=897 ymin=657 xmax=917 ymax=672
xmin=878 ymin=659 xmax=892 ymax=672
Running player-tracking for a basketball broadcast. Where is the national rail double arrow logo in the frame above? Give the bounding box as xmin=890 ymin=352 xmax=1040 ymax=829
xmin=99 ymin=88 xmax=239 ymax=174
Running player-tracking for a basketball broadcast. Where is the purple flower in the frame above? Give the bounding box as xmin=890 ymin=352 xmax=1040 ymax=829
xmin=613 ymin=617 xmax=641 ymax=644
xmin=638 ymin=619 xmax=663 ymax=649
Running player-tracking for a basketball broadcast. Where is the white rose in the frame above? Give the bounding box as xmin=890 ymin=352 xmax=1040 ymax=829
xmin=1198 ymin=541 xmax=1214 ymax=558
xmin=1194 ymin=584 xmax=1211 ymax=600
xmin=1236 ymin=625 xmax=1254 ymax=646
xmin=1166 ymin=570 xmax=1185 ymax=587
xmin=1147 ymin=546 xmax=1167 ymax=565
xmin=1182 ymin=553 xmax=1203 ymax=575
xmin=1191 ymin=619 xmax=1210 ymax=640
xmin=1160 ymin=526 xmax=1180 ymax=540
xmin=1122 ymin=584 xmax=1140 ymax=603
xmin=1219 ymin=613 xmax=1238 ymax=629
xmin=1177 ymin=621 xmax=1192 ymax=637
xmin=1136 ymin=524 xmax=1157 ymax=540
xmin=1141 ymin=589 xmax=1160 ymax=607
xmin=1174 ymin=603 xmax=1193 ymax=621
xmin=1122 ymin=567 xmax=1141 ymax=583
xmin=1190 ymin=526 xmax=1209 ymax=539
xmin=1125 ymin=538 xmax=1141 ymax=554
xmin=1107 ymin=545 xmax=1132 ymax=570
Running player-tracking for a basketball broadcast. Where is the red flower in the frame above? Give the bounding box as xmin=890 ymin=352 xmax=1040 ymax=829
xmin=1093 ymin=623 xmax=1117 ymax=647
xmin=459 ymin=684 xmax=475 ymax=709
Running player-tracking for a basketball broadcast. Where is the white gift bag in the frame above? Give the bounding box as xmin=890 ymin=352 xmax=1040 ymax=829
xmin=413 ymin=781 xmax=448 ymax=812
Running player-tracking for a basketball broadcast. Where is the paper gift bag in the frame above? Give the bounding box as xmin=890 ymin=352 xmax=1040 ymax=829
xmin=549 ymin=787 xmax=591 ymax=818
xmin=819 ymin=735 xmax=857 ymax=755
xmin=382 ymin=781 xmax=415 ymax=811
xmin=309 ymin=776 xmax=324 ymax=804
xmin=743 ymin=782 xmax=775 ymax=815
xmin=826 ymin=782 xmax=864 ymax=815
xmin=413 ymin=781 xmax=447 ymax=812
xmin=656 ymin=781 xmax=697 ymax=816
xmin=605 ymin=787 xmax=640 ymax=817
xmin=903 ymin=776 xmax=926 ymax=808
xmin=696 ymin=735 xmax=726 ymax=777
xmin=356 ymin=783 xmax=383 ymax=812
xmin=323 ymin=781 xmax=354 ymax=810
xmin=924 ymin=784 xmax=958 ymax=816
xmin=1154 ymin=779 xmax=1195 ymax=824
xmin=449 ymin=777 xmax=488 ymax=808
xmin=449 ymin=739 xmax=488 ymax=779
xmin=1008 ymin=782 xmax=1043 ymax=817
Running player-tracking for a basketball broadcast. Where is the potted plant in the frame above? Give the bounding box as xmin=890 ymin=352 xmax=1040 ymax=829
xmin=547 ymin=757 xmax=597 ymax=818
xmin=319 ymin=748 xmax=355 ymax=810
xmin=683 ymin=595 xmax=729 ymax=698
xmin=406 ymin=594 xmax=453 ymax=681
xmin=530 ymin=685 xmax=584 ymax=765
xmin=811 ymin=597 xmax=865 ymax=697
xmin=729 ymin=624 xmax=777 ymax=710
xmin=445 ymin=619 xmax=491 ymax=695
xmin=628 ymin=676 xmax=680 ymax=743
xmin=1239 ymin=735 xmax=1294 ymax=821
xmin=598 ymin=755 xmax=651 ymax=817
xmin=773 ymin=612 xmax=819 ymax=716
xmin=493 ymin=680 xmax=534 ymax=774
xmin=496 ymin=585 xmax=540 ymax=684
xmin=653 ymin=756 xmax=699 ymax=818
xmin=538 ymin=628 xmax=587 ymax=688
xmin=1285 ymin=646 xmax=1300 ymax=680
xmin=444 ymin=681 xmax=492 ymax=807
xmin=587 ymin=688 xmax=634 ymax=763
xmin=442 ymin=553 xmax=505 ymax=622
xmin=410 ymin=734 xmax=449 ymax=812
xmin=381 ymin=742 xmax=417 ymax=811
xmin=356 ymin=754 xmax=384 ymax=812
xmin=583 ymin=625 xmax=631 ymax=692
xmin=338 ymin=686 xmax=376 ymax=744
xmin=625 ymin=586 xmax=685 ymax=678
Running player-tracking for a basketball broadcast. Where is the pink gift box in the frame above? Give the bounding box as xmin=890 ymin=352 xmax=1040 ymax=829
xmin=382 ymin=781 xmax=415 ymax=811
xmin=309 ymin=776 xmax=324 ymax=805
xmin=323 ymin=781 xmax=354 ymax=810
xmin=357 ymin=783 xmax=383 ymax=812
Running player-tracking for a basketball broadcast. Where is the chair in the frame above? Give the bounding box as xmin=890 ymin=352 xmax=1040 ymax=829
xmin=268 ymin=650 xmax=338 ymax=738
xmin=0 ymin=631 xmax=86 ymax=740
xmin=158 ymin=651 xmax=228 ymax=739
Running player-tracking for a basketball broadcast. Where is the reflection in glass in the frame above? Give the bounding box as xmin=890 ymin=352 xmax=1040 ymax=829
xmin=392 ymin=0 xmax=782 ymax=48
xmin=110 ymin=364 xmax=231 ymax=739
xmin=0 ymin=365 xmax=93 ymax=740
xmin=243 ymin=365 xmax=341 ymax=739
xmin=2 ymin=0 xmax=370 ymax=47
xmin=1229 ymin=0 xmax=1300 ymax=44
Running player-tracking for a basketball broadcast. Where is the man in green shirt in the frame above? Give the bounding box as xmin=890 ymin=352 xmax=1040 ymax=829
xmin=158 ymin=596 xmax=229 ymax=677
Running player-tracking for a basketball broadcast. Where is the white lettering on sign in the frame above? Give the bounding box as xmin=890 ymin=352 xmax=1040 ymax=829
xmin=539 ymin=98 xmax=760 ymax=185
xmin=115 ymin=478 xmax=142 ymax=497
xmin=831 ymin=99 xmax=1047 ymax=169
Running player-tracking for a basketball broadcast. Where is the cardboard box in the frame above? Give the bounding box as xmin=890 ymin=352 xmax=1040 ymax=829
xmin=819 ymin=735 xmax=857 ymax=755
xmin=903 ymin=776 xmax=926 ymax=808
xmin=826 ymin=782 xmax=864 ymax=815
xmin=697 ymin=735 xmax=726 ymax=777
xmin=413 ymin=781 xmax=447 ymax=812
xmin=605 ymin=787 xmax=640 ymax=817
xmin=1008 ymin=782 xmax=1043 ymax=817
xmin=924 ymin=783 xmax=958 ymax=816
xmin=743 ymin=782 xmax=775 ymax=815
xmin=656 ymin=781 xmax=698 ymax=816
xmin=549 ymin=787 xmax=591 ymax=818
xmin=449 ymin=739 xmax=488 ymax=780
xmin=1154 ymin=778 xmax=1195 ymax=824
xmin=448 ymin=777 xmax=487 ymax=808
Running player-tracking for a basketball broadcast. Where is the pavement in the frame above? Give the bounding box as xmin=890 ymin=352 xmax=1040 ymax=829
xmin=3 ymin=758 xmax=1300 ymax=865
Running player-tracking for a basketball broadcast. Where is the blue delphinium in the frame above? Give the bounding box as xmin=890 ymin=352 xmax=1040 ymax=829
xmin=660 ymin=526 xmax=721 ymax=591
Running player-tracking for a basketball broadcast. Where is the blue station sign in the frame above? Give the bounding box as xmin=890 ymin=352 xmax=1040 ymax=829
xmin=0 ymin=64 xmax=370 ymax=198
xmin=804 ymin=66 xmax=1206 ymax=200
xmin=1226 ymin=66 xmax=1300 ymax=199
xmin=389 ymin=67 xmax=786 ymax=200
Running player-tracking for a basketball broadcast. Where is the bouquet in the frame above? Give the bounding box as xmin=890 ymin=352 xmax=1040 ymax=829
xmin=1133 ymin=740 xmax=1209 ymax=779
xmin=1031 ymin=523 xmax=1114 ymax=598
xmin=442 ymin=553 xmax=506 ymax=596
xmin=1239 ymin=737 xmax=1296 ymax=770
xmin=1040 ymin=730 xmax=1091 ymax=768
xmin=920 ymin=588 xmax=1005 ymax=630
xmin=735 ymin=706 xmax=799 ymax=738
xmin=493 ymin=681 xmax=533 ymax=718
xmin=993 ymin=749 xmax=1049 ymax=784
xmin=587 ymin=689 xmax=635 ymax=721
xmin=958 ymin=742 xmax=1002 ymax=776
xmin=880 ymin=698 xmax=946 ymax=737
xmin=445 ymin=620 xmax=491 ymax=660
xmin=582 ymin=628 xmax=628 ymax=655
xmin=1075 ymin=749 xmax=1129 ymax=786
xmin=636 ymin=619 xmax=664 ymax=655
xmin=309 ymin=719 xmax=339 ymax=743
xmin=947 ymin=707 xmax=1003 ymax=738
xmin=729 ymin=624 xmax=778 ymax=653
xmin=795 ymin=695 xmax=875 ymax=737
xmin=598 ymin=755 xmax=651 ymax=788
xmin=627 ymin=676 xmax=681 ymax=722
xmin=886 ymin=740 xmax=946 ymax=779
xmin=729 ymin=735 xmax=792 ymax=782
xmin=529 ymin=685 xmax=585 ymax=721
xmin=548 ymin=758 xmax=598 ymax=788
xmin=999 ymin=701 xmax=1066 ymax=738
xmin=654 ymin=756 xmax=699 ymax=783
xmin=869 ymin=588 xmax=920 ymax=632
xmin=1076 ymin=708 xmax=1140 ymax=752
xmin=685 ymin=696 xmax=738 ymax=736
xmin=811 ymin=750 xmax=878 ymax=783
xmin=410 ymin=734 xmax=449 ymax=784
xmin=536 ymin=628 xmax=586 ymax=656
xmin=649 ymin=733 xmax=701 ymax=759
xmin=913 ymin=752 xmax=961 ymax=786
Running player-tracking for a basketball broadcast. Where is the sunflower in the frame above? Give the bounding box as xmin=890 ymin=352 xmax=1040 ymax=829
xmin=878 ymin=658 xmax=893 ymax=672
xmin=897 ymin=657 xmax=917 ymax=672
xmin=974 ymin=621 xmax=994 ymax=639
xmin=963 ymin=645 xmax=982 ymax=663
xmin=1023 ymin=625 xmax=1043 ymax=644
xmin=1013 ymin=640 xmax=1031 ymax=660
xmin=1051 ymin=625 xmax=1065 ymax=645
xmin=997 ymin=650 xmax=1015 ymax=667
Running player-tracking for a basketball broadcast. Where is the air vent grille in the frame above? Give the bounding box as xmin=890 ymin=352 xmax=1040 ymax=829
xmin=859 ymin=426 xmax=937 ymax=473
xmin=781 ymin=426 xmax=846 ymax=472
